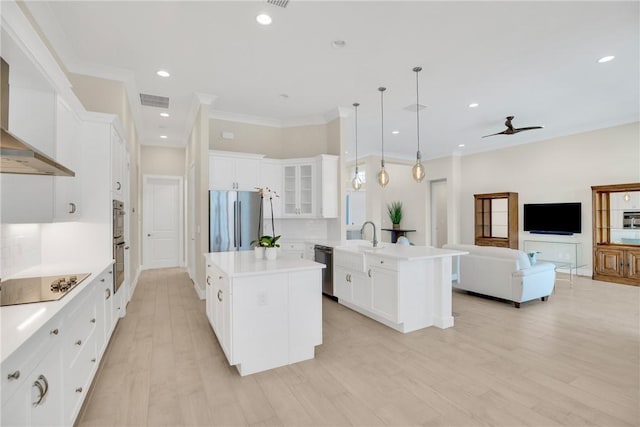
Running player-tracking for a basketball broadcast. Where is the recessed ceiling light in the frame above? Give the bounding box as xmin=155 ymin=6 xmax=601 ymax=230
xmin=468 ymin=103 xmax=479 ymax=108
xmin=458 ymin=144 xmax=465 ymax=148
xmin=392 ymin=130 xmax=400 ymax=135
xmin=279 ymin=94 xmax=289 ymax=100
xmin=160 ymin=135 xmax=168 ymax=139
xmin=597 ymin=55 xmax=615 ymax=63
xmin=332 ymin=40 xmax=347 ymax=49
xmin=156 ymin=70 xmax=170 ymax=78
xmin=160 ymin=112 xmax=170 ymax=117
xmin=256 ymin=14 xmax=272 ymax=25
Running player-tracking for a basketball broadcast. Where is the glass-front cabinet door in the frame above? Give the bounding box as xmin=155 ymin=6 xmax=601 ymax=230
xmin=592 ymin=183 xmax=640 ymax=287
xmin=282 ymin=163 xmax=315 ymax=217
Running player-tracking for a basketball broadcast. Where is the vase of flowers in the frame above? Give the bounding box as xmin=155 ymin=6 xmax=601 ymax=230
xmin=251 ymin=187 xmax=281 ymax=260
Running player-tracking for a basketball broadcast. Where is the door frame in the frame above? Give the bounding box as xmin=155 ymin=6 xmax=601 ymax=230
xmin=142 ymin=174 xmax=185 ymax=270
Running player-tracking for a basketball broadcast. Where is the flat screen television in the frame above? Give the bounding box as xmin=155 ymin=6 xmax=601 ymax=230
xmin=523 ymin=202 xmax=581 ymax=235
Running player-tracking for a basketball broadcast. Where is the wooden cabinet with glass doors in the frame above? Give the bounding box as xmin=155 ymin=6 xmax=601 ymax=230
xmin=474 ymin=192 xmax=519 ymax=249
xmin=592 ymin=183 xmax=640 ymax=286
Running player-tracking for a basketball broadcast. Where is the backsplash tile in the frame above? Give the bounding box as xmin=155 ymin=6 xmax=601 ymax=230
xmin=1 ymin=223 xmax=42 ymax=278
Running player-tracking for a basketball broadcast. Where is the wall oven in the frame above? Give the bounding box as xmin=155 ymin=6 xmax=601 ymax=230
xmin=113 ymin=200 xmax=125 ymax=293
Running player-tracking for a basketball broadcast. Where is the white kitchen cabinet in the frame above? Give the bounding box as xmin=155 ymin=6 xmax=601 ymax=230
xmin=260 ymin=159 xmax=283 ymax=218
xmin=111 ymin=126 xmax=128 ymax=200
xmin=282 ymin=162 xmax=315 ymax=217
xmin=304 ymin=243 xmax=316 ymax=260
xmin=204 ymin=252 xmax=323 ymax=376
xmin=369 ymin=265 xmax=399 ymax=323
xmin=1 ymin=343 xmax=64 ymax=427
xmin=351 ymin=270 xmax=371 ymax=309
xmin=207 ymin=263 xmax=232 ymax=361
xmin=0 ymin=86 xmax=57 ymax=223
xmin=54 ymin=96 xmax=82 ymax=221
xmin=334 ymin=265 xmax=354 ymax=302
xmin=316 ymin=155 xmax=339 ymax=218
xmin=280 ymin=241 xmax=305 ymax=259
xmin=205 ymin=263 xmax=216 ymax=332
xmin=209 ymin=151 xmax=264 ymax=191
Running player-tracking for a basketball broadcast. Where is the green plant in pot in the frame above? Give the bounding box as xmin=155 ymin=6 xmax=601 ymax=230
xmin=387 ymin=201 xmax=403 ymax=229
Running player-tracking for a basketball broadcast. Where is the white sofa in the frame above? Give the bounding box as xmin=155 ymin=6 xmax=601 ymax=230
xmin=443 ymin=244 xmax=556 ymax=308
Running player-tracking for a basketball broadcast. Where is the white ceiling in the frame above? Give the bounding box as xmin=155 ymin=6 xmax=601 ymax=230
xmin=23 ymin=1 xmax=640 ymax=161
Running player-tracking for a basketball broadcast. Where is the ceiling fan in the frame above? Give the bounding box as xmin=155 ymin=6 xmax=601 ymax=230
xmin=482 ymin=116 xmax=543 ymax=138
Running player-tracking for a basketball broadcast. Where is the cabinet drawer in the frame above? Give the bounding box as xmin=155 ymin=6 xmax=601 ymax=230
xmin=64 ymin=298 xmax=97 ymax=367
xmin=1 ymin=316 xmax=63 ymax=406
xmin=366 ymin=254 xmax=398 ymax=271
xmin=334 ymin=249 xmax=366 ymax=272
xmin=65 ymin=334 xmax=97 ymax=424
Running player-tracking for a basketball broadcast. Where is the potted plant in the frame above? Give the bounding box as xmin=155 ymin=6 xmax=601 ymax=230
xmin=251 ymin=187 xmax=281 ymax=260
xmin=387 ymin=201 xmax=403 ymax=230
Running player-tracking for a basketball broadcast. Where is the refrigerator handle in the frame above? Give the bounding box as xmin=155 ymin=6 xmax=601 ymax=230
xmin=233 ymin=201 xmax=237 ymax=248
xmin=238 ymin=201 xmax=242 ymax=248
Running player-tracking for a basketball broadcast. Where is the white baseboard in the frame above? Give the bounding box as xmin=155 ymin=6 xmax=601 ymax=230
xmin=194 ymin=280 xmax=205 ymax=300
xmin=129 ymin=267 xmax=141 ymax=300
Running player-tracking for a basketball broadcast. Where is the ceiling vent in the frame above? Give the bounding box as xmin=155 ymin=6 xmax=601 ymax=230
xmin=404 ymin=103 xmax=427 ymax=112
xmin=268 ymin=0 xmax=289 ymax=8
xmin=140 ymin=93 xmax=170 ymax=109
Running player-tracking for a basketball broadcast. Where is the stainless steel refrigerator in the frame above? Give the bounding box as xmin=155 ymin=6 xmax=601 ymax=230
xmin=209 ymin=191 xmax=262 ymax=252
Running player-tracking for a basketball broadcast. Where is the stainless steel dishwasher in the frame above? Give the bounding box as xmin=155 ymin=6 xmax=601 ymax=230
xmin=314 ymin=245 xmax=334 ymax=298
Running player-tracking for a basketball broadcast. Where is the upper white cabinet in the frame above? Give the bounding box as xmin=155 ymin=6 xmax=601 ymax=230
xmin=111 ymin=127 xmax=128 ymax=200
xmin=0 ymin=87 xmax=57 ymax=223
xmin=209 ymin=151 xmax=263 ymax=191
xmin=281 ymin=155 xmax=339 ymax=219
xmin=54 ymin=97 xmax=82 ymax=221
xmin=316 ymin=155 xmax=339 ymax=218
xmin=282 ymin=161 xmax=315 ymax=217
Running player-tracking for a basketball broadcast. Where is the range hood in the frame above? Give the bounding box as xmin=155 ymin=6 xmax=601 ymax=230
xmin=1 ymin=58 xmax=74 ymax=176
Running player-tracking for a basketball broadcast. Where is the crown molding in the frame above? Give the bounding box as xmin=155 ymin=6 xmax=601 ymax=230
xmin=209 ymin=107 xmax=346 ymax=129
xmin=195 ymin=92 xmax=217 ymax=106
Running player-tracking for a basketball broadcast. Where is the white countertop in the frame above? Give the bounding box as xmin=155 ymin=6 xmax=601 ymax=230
xmin=205 ymin=251 xmax=325 ymax=277
xmin=1 ymin=259 xmax=113 ymax=364
xmin=334 ymin=244 xmax=468 ymax=261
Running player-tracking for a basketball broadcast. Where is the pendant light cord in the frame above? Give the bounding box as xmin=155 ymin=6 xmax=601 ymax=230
xmin=414 ymin=67 xmax=421 ymax=153
xmin=353 ymin=103 xmax=359 ymax=167
xmin=379 ymin=87 xmax=386 ymax=165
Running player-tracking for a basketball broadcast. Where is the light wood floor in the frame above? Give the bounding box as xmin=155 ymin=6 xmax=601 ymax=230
xmin=78 ymin=268 xmax=639 ymax=427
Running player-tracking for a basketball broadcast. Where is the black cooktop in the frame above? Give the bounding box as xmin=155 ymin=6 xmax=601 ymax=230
xmin=0 ymin=273 xmax=91 ymax=307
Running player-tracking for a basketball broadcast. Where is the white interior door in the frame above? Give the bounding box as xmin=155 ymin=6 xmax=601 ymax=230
xmin=143 ymin=175 xmax=184 ymax=269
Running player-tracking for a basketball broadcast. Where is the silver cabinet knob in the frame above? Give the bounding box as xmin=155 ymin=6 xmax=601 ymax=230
xmin=368 ymin=269 xmax=372 ymax=278
xmin=76 ymin=387 xmax=83 ymax=393
xmin=90 ymin=318 xmax=96 ymax=323
xmin=206 ymin=276 xmax=211 ymax=286
xmin=116 ymin=181 xmax=121 ymax=190
xmin=50 ymin=328 xmax=59 ymax=335
xmin=217 ymin=290 xmax=223 ymax=302
xmin=91 ymin=358 xmax=97 ymax=363
xmin=75 ymin=340 xmax=82 ymax=346
xmin=68 ymin=203 xmax=77 ymax=214
xmin=7 ymin=370 xmax=20 ymax=380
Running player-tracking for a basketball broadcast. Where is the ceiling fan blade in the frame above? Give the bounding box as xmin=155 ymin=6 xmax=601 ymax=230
xmin=513 ymin=126 xmax=544 ymax=133
xmin=481 ymin=130 xmax=508 ymax=138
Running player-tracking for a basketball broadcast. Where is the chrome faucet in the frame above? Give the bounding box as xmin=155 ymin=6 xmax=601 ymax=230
xmin=360 ymin=221 xmax=378 ymax=247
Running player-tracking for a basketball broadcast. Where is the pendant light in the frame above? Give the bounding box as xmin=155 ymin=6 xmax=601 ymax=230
xmin=377 ymin=87 xmax=389 ymax=187
xmin=411 ymin=66 xmax=426 ymax=182
xmin=351 ymin=102 xmax=362 ymax=190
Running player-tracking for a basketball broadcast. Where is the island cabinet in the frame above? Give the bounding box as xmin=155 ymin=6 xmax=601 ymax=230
xmin=204 ymin=252 xmax=324 ymax=376
xmin=333 ymin=245 xmax=468 ymax=333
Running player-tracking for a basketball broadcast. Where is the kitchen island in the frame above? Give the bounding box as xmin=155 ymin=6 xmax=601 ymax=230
xmin=204 ymin=251 xmax=324 ymax=376
xmin=333 ymin=244 xmax=467 ymax=333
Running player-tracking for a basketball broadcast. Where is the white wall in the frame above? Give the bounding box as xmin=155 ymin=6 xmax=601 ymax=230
xmin=140 ymin=146 xmax=186 ymax=176
xmin=0 ymin=224 xmax=41 ymax=278
xmin=458 ymin=122 xmax=639 ymax=273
